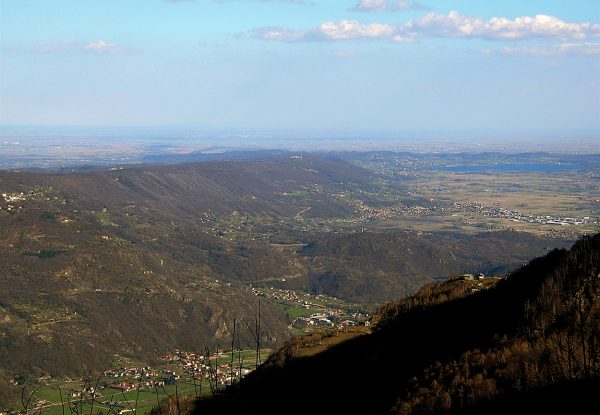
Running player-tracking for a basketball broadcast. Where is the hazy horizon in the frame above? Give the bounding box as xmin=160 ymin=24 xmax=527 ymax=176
xmin=1 ymin=0 xmax=599 ymax=134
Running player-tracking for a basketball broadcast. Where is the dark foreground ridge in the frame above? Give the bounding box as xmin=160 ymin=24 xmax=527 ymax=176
xmin=194 ymin=233 xmax=600 ymax=414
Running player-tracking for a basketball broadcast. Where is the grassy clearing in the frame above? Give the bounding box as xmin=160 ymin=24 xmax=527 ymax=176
xmin=286 ymin=306 xmax=320 ymax=319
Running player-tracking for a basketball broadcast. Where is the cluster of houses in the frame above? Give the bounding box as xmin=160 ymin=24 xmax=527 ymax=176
xmin=295 ymin=310 xmax=370 ymax=331
xmin=296 ymin=313 xmax=335 ymax=328
xmin=162 ymin=349 xmax=252 ymax=386
xmin=352 ymin=199 xmax=437 ymax=221
xmin=0 ymin=202 xmax=23 ymax=213
xmin=69 ymin=386 xmax=101 ymax=399
xmin=107 ymin=379 xmax=166 ymax=392
xmin=1 ymin=192 xmax=27 ymax=203
xmin=446 ymin=273 xmax=503 ymax=295
xmin=250 ymin=287 xmax=370 ymax=332
xmin=453 ymin=202 xmax=589 ymax=226
xmin=0 ymin=188 xmax=59 ymax=213
xmin=250 ymin=287 xmax=299 ymax=303
xmin=448 ymin=272 xmax=487 ymax=282
xmin=324 ymin=195 xmax=593 ymax=230
xmin=95 ymin=367 xmax=175 ymax=393
xmin=11 ymin=356 xmax=249 ymax=415
xmin=103 ymin=367 xmax=160 ymax=381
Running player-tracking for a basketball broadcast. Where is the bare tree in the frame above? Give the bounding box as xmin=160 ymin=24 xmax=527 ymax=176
xmin=243 ymin=300 xmax=262 ymax=369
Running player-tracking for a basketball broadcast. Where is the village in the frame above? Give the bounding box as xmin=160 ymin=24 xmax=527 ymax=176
xmin=452 ymin=202 xmax=590 ymax=226
xmin=0 ymin=187 xmax=61 ymax=213
xmin=249 ymin=286 xmax=371 ymax=332
xmin=350 ymin=195 xmax=593 ymax=228
xmin=161 ymin=349 xmax=255 ymax=387
xmin=2 ymin=348 xmax=266 ymax=415
xmin=87 ymin=348 xmax=262 ymax=397
xmin=352 ymin=198 xmax=439 ymax=221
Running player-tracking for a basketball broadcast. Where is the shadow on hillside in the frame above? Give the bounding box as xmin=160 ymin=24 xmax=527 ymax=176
xmin=193 ymin=234 xmax=600 ymax=415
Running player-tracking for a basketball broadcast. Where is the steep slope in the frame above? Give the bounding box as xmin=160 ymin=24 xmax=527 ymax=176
xmin=285 ymin=230 xmax=562 ymax=303
xmin=0 ymin=156 xmax=370 ymax=219
xmin=194 ymin=234 xmax=600 ymax=414
xmin=0 ymin=205 xmax=290 ymax=375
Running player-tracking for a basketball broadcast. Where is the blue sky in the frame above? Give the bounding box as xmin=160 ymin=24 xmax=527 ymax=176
xmin=1 ymin=0 xmax=599 ymax=135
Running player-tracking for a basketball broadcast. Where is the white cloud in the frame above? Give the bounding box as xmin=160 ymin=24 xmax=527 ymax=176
xmin=320 ymin=20 xmax=396 ymax=40
xmin=252 ymin=20 xmax=397 ymax=42
xmin=252 ymin=11 xmax=600 ymax=43
xmin=84 ymin=40 xmax=128 ymax=53
xmin=252 ymin=21 xmax=396 ymax=42
xmin=409 ymin=11 xmax=600 ymax=41
xmin=350 ymin=0 xmax=426 ymax=13
xmin=31 ymin=40 xmax=136 ymax=54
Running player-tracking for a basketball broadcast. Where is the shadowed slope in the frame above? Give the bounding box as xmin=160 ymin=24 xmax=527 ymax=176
xmin=194 ymin=234 xmax=600 ymax=414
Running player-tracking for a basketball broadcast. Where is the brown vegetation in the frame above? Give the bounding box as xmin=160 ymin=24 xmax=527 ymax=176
xmin=193 ymin=234 xmax=600 ymax=415
xmin=0 ymin=157 xmax=569 ymax=398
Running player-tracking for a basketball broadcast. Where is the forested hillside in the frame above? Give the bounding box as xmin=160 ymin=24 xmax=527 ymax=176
xmin=0 ymin=157 xmax=574 ymax=407
xmin=195 ymin=234 xmax=600 ymax=414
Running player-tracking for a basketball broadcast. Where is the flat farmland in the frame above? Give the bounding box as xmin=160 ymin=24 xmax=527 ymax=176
xmin=365 ymin=168 xmax=600 ymax=237
xmin=428 ymin=172 xmax=597 ymax=216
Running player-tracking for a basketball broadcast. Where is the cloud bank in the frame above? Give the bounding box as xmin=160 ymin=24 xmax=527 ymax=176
xmin=252 ymin=11 xmax=600 ymax=43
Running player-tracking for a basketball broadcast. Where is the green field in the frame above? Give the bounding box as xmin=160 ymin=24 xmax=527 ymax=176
xmin=11 ymin=349 xmax=273 ymax=415
xmin=22 ymin=381 xmax=202 ymax=415
xmin=280 ymin=304 xmax=320 ymax=319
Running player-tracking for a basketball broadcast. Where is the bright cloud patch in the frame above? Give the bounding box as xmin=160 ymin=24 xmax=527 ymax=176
xmin=252 ymin=11 xmax=600 ymax=43
xmin=320 ymin=20 xmax=396 ymax=40
xmin=84 ymin=40 xmax=127 ymax=53
xmin=253 ymin=21 xmax=395 ymax=42
xmin=410 ymin=11 xmax=600 ymax=41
